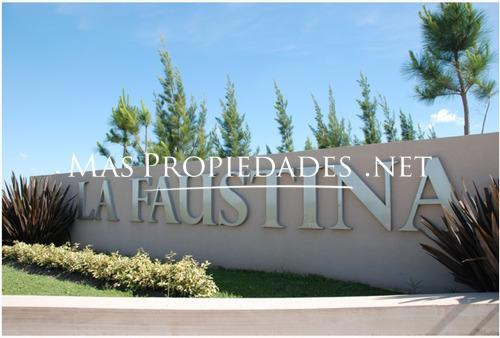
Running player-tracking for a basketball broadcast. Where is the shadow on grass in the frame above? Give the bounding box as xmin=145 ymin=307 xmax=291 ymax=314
xmin=2 ymin=259 xmax=163 ymax=297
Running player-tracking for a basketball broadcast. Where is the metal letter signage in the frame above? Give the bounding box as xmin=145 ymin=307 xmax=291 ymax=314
xmin=400 ymin=157 xmax=453 ymax=231
xmin=75 ymin=156 xmax=456 ymax=232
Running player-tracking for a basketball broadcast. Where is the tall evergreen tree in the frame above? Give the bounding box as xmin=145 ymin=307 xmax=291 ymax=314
xmin=310 ymin=86 xmax=350 ymax=149
xmin=215 ymin=77 xmax=252 ymax=157
xmin=194 ymin=99 xmax=213 ymax=158
xmin=153 ymin=48 xmax=198 ymax=160
xmin=310 ymin=95 xmax=329 ymax=148
xmin=378 ymin=95 xmax=398 ymax=142
xmin=326 ymin=86 xmax=351 ymax=147
xmin=274 ymin=82 xmax=294 ymax=153
xmin=153 ymin=49 xmax=175 ymax=158
xmin=405 ymin=3 xmax=496 ymax=135
xmin=265 ymin=145 xmax=272 ymax=154
xmin=416 ymin=124 xmax=426 ymax=140
xmin=428 ymin=125 xmax=437 ymax=139
xmin=97 ymin=90 xmax=141 ymax=167
xmin=356 ymin=73 xmax=381 ymax=144
xmin=304 ymin=137 xmax=313 ymax=151
xmin=399 ymin=110 xmax=416 ymax=141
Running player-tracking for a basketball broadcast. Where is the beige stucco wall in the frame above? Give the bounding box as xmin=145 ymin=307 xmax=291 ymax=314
xmin=46 ymin=133 xmax=499 ymax=292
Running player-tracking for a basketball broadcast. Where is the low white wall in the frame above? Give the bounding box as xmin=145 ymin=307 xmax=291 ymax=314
xmin=3 ymin=293 xmax=498 ymax=335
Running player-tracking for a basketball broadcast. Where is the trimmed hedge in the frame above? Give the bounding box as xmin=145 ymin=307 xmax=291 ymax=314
xmin=2 ymin=242 xmax=218 ymax=297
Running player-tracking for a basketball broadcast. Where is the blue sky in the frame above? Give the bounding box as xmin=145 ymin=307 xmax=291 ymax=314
xmin=3 ymin=3 xmax=499 ymax=177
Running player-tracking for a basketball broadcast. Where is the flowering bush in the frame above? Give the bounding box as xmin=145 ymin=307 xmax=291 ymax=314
xmin=2 ymin=242 xmax=218 ymax=297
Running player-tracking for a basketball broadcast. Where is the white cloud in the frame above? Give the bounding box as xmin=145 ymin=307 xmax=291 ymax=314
xmin=355 ymin=11 xmax=380 ymax=27
xmin=431 ymin=109 xmax=464 ymax=125
xmin=19 ymin=153 xmax=28 ymax=160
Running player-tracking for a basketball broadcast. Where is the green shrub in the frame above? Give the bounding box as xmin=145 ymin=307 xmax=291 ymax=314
xmin=2 ymin=173 xmax=77 ymax=245
xmin=420 ymin=178 xmax=499 ymax=292
xmin=2 ymin=242 xmax=219 ymax=297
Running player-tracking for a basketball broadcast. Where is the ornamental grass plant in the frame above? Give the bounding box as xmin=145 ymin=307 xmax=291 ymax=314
xmin=420 ymin=178 xmax=498 ymax=292
xmin=2 ymin=173 xmax=77 ymax=245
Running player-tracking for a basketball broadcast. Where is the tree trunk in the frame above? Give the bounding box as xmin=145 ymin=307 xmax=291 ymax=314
xmin=454 ymin=52 xmax=470 ymax=135
xmin=122 ymin=144 xmax=127 ymax=168
xmin=460 ymin=92 xmax=470 ymax=135
xmin=481 ymin=99 xmax=491 ymax=134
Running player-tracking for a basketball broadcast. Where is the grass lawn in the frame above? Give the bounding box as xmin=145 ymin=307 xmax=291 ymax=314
xmin=2 ymin=263 xmax=132 ymax=297
xmin=3 ymin=261 xmax=394 ymax=298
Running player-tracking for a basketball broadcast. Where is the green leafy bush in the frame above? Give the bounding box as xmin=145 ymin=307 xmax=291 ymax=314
xmin=2 ymin=173 xmax=77 ymax=245
xmin=420 ymin=178 xmax=498 ymax=292
xmin=2 ymin=242 xmax=219 ymax=297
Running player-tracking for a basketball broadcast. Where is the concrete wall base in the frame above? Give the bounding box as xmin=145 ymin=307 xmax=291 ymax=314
xmin=2 ymin=293 xmax=499 ymax=335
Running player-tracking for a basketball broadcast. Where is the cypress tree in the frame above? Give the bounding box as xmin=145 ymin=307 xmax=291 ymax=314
xmin=274 ymin=82 xmax=294 ymax=153
xmin=356 ymin=73 xmax=381 ymax=144
xmin=194 ymin=99 xmax=213 ymax=158
xmin=266 ymin=145 xmax=272 ymax=154
xmin=399 ymin=110 xmax=416 ymax=141
xmin=304 ymin=137 xmax=313 ymax=150
xmin=428 ymin=125 xmax=437 ymax=139
xmin=416 ymin=124 xmax=426 ymax=140
xmin=153 ymin=49 xmax=175 ymax=157
xmin=310 ymin=86 xmax=351 ymax=149
xmin=378 ymin=95 xmax=398 ymax=142
xmin=215 ymin=77 xmax=252 ymax=157
xmin=309 ymin=95 xmax=329 ymax=148
xmin=153 ymin=48 xmax=197 ymax=160
xmin=326 ymin=86 xmax=350 ymax=147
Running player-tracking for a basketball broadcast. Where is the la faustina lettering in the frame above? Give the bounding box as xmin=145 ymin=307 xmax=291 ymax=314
xmin=77 ymin=156 xmax=453 ymax=232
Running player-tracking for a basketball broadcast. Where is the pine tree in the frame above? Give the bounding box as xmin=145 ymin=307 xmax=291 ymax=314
xmin=405 ymin=3 xmax=496 ymax=135
xmin=97 ymin=90 xmax=140 ymax=167
xmin=133 ymin=100 xmax=152 ymax=165
xmin=274 ymin=82 xmax=294 ymax=153
xmin=399 ymin=110 xmax=416 ymax=141
xmin=476 ymin=81 xmax=497 ymax=134
xmin=304 ymin=137 xmax=313 ymax=150
xmin=153 ymin=48 xmax=198 ymax=160
xmin=356 ymin=73 xmax=381 ymax=144
xmin=215 ymin=77 xmax=252 ymax=157
xmin=378 ymin=95 xmax=398 ymax=142
xmin=138 ymin=100 xmax=152 ymax=153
